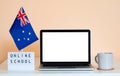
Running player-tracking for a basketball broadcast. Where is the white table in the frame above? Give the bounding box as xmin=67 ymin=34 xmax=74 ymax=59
xmin=0 ymin=57 xmax=120 ymax=76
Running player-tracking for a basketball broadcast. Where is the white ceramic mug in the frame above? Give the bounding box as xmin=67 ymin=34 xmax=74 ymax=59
xmin=95 ymin=52 xmax=113 ymax=70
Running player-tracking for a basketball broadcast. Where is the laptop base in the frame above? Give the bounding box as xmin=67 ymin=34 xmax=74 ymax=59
xmin=39 ymin=65 xmax=94 ymax=71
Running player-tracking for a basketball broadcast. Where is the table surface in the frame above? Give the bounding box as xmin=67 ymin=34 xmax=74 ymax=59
xmin=0 ymin=57 xmax=120 ymax=76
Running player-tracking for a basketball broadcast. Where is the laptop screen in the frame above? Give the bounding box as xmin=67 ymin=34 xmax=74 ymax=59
xmin=40 ymin=30 xmax=91 ymax=66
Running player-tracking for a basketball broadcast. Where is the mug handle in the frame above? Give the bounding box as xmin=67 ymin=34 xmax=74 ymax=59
xmin=95 ymin=55 xmax=98 ymax=64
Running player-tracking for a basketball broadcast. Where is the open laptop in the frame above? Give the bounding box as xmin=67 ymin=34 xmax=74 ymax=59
xmin=40 ymin=29 xmax=94 ymax=71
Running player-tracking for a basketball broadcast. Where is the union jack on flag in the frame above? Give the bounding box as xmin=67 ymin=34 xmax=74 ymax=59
xmin=17 ymin=7 xmax=29 ymax=26
xmin=9 ymin=7 xmax=38 ymax=50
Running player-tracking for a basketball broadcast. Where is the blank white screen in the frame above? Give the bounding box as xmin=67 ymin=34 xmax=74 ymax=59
xmin=42 ymin=32 xmax=88 ymax=62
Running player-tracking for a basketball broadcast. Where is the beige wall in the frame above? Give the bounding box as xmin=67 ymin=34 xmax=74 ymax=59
xmin=0 ymin=0 xmax=120 ymax=63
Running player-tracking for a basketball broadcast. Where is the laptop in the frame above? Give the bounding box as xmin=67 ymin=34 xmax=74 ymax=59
xmin=40 ymin=29 xmax=94 ymax=71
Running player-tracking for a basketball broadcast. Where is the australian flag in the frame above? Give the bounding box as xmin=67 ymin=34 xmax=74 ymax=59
xmin=9 ymin=7 xmax=38 ymax=50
